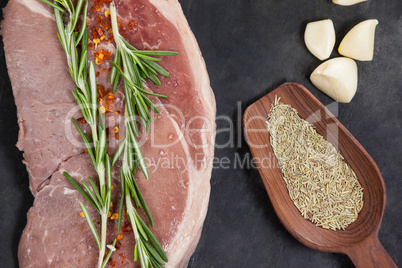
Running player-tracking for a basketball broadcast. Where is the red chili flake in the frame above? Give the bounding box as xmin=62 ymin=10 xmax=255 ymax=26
xmin=93 ymin=38 xmax=101 ymax=50
xmin=90 ymin=3 xmax=102 ymax=13
xmin=96 ymin=15 xmax=104 ymax=26
xmin=95 ymin=57 xmax=105 ymax=65
xmin=105 ymin=127 xmax=111 ymax=139
xmin=97 ymin=84 xmax=106 ymax=97
xmin=95 ymin=27 xmax=104 ymax=36
xmin=128 ymin=20 xmax=136 ymax=31
xmin=118 ymin=24 xmax=127 ymax=37
xmin=76 ymin=117 xmax=87 ymax=124
xmin=91 ymin=31 xmax=99 ymax=39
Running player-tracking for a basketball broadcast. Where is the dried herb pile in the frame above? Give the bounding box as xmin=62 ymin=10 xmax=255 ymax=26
xmin=267 ymin=98 xmax=363 ymax=231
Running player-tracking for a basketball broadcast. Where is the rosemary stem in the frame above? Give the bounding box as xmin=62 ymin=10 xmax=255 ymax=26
xmin=110 ymin=3 xmax=121 ymax=50
xmin=65 ymin=20 xmax=74 ymax=71
xmin=98 ymin=165 xmax=106 ymax=195
xmin=97 ymin=211 xmax=108 ymax=268
xmin=121 ymin=106 xmax=131 ymax=171
xmin=90 ymin=124 xmax=99 ymax=143
xmin=125 ymin=190 xmax=139 ymax=239
xmin=110 ymin=3 xmax=132 ymax=91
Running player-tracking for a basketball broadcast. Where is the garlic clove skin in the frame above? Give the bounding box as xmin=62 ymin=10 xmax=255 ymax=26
xmin=332 ymin=0 xmax=368 ymax=6
xmin=304 ymin=19 xmax=336 ymax=61
xmin=310 ymin=57 xmax=358 ymax=103
xmin=338 ymin=19 xmax=379 ymax=61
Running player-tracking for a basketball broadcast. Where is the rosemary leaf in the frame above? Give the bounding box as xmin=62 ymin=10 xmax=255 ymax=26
xmin=112 ymin=138 xmax=126 ymax=166
xmin=70 ymin=36 xmax=79 ymax=81
xmin=110 ymin=49 xmax=121 ymax=84
xmin=134 ymin=50 xmax=179 ymax=56
xmin=117 ymin=170 xmax=126 ymax=232
xmin=105 ymin=155 xmax=112 ymax=189
xmin=39 ymin=0 xmax=65 ymax=12
xmin=142 ymin=59 xmax=170 ymax=77
xmin=136 ymin=87 xmax=168 ymax=99
xmin=132 ymin=175 xmax=154 ymax=227
xmin=75 ymin=1 xmax=88 ymax=45
xmin=54 ymin=9 xmax=67 ymax=51
xmin=98 ymin=108 xmax=106 ymax=129
xmin=63 ymin=0 xmax=74 ymax=13
xmin=134 ymin=53 xmax=163 ymax=62
xmin=64 ymin=172 xmax=97 ymax=209
xmin=134 ymin=243 xmax=139 ymax=262
xmin=125 ymin=172 xmax=141 ymax=206
xmin=71 ymin=0 xmax=84 ymax=33
xmin=142 ymin=94 xmax=160 ymax=114
xmin=80 ymin=202 xmax=101 ymax=250
xmin=80 ymin=180 xmax=102 ymax=212
xmin=148 ymin=73 xmax=161 ymax=86
xmin=136 ymin=210 xmax=168 ymax=262
xmin=143 ymin=241 xmax=165 ymax=266
xmin=71 ymin=90 xmax=91 ymax=121
xmin=111 ymin=61 xmax=135 ymax=88
xmin=132 ymin=209 xmax=149 ymax=241
xmin=87 ymin=176 xmax=104 ymax=207
xmin=78 ymin=49 xmax=88 ymax=79
xmin=71 ymin=118 xmax=96 ymax=166
xmin=89 ymin=63 xmax=98 ymax=120
xmin=97 ymin=129 xmax=107 ymax=168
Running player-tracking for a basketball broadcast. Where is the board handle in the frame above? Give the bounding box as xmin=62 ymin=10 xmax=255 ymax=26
xmin=344 ymin=234 xmax=396 ymax=268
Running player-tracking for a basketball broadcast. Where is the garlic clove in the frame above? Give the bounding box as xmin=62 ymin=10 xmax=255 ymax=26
xmin=304 ymin=19 xmax=336 ymax=61
xmin=310 ymin=57 xmax=358 ymax=103
xmin=338 ymin=19 xmax=379 ymax=61
xmin=332 ymin=0 xmax=368 ymax=6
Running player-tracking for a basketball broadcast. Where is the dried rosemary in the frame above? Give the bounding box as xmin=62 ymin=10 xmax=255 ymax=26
xmin=267 ymin=97 xmax=363 ymax=231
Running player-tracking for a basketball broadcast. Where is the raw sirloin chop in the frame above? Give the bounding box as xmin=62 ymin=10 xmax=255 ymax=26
xmin=2 ymin=0 xmax=216 ymax=267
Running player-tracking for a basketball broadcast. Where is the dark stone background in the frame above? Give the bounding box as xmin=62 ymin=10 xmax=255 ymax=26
xmin=0 ymin=0 xmax=400 ymax=267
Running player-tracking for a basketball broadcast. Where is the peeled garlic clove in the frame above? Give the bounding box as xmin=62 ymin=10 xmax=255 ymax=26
xmin=310 ymin=57 xmax=358 ymax=103
xmin=338 ymin=19 xmax=379 ymax=61
xmin=332 ymin=0 xmax=368 ymax=6
xmin=304 ymin=19 xmax=336 ymax=60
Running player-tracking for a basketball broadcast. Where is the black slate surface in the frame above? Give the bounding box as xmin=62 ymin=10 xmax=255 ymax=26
xmin=0 ymin=0 xmax=401 ymax=267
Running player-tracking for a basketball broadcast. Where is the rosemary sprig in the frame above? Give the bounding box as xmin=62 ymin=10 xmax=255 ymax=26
xmin=109 ymin=2 xmax=177 ymax=267
xmin=39 ymin=1 xmax=114 ymax=267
